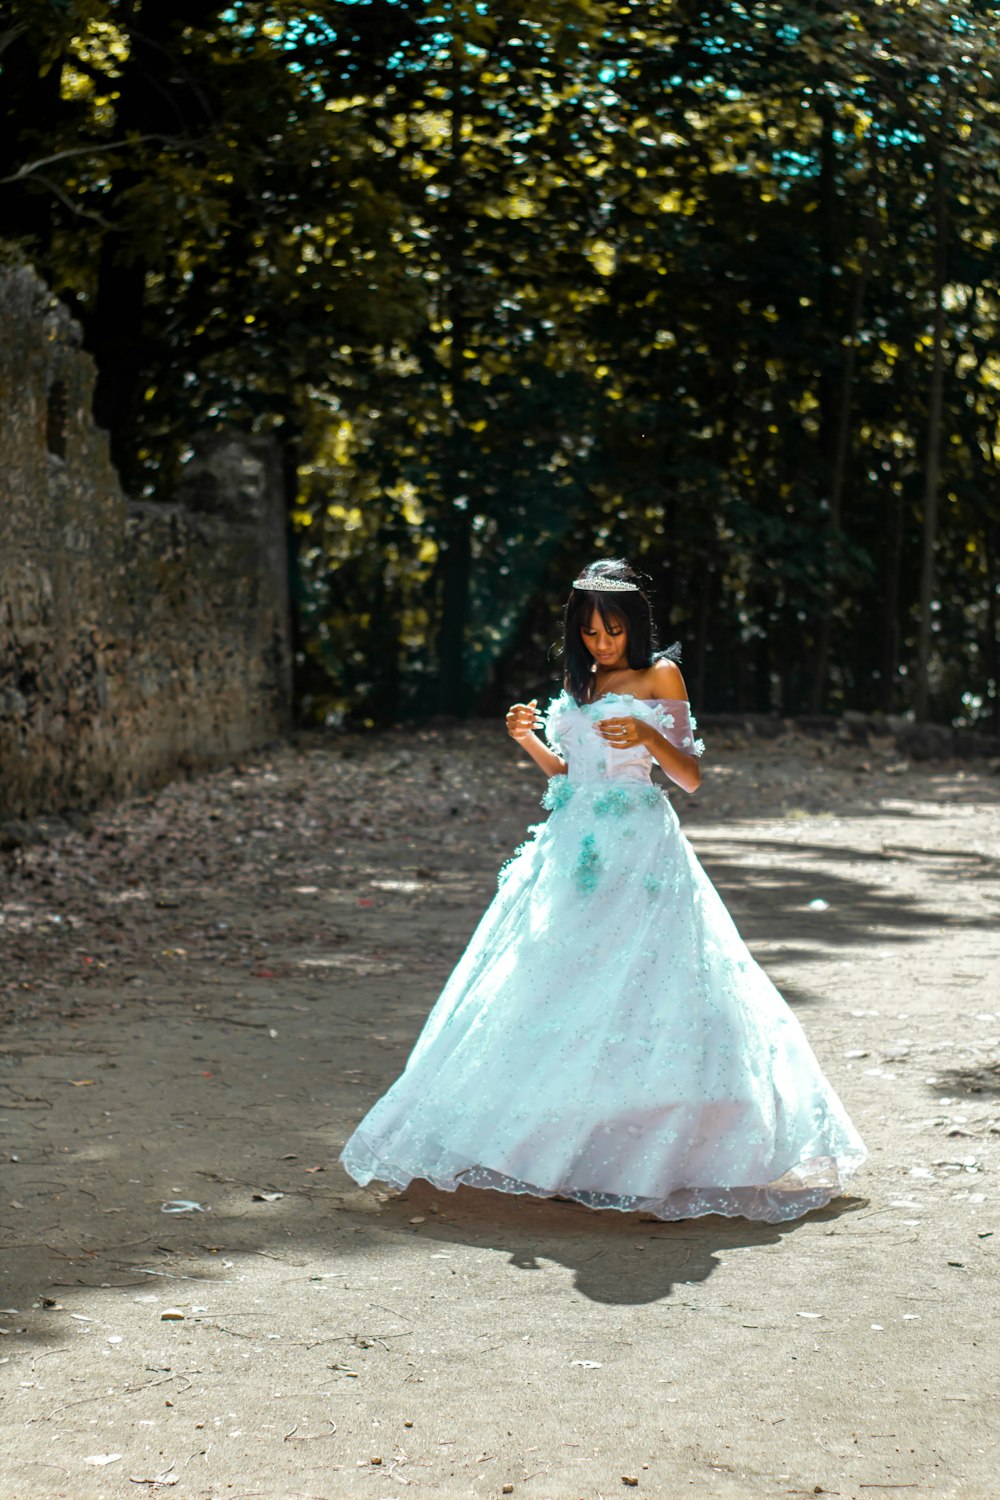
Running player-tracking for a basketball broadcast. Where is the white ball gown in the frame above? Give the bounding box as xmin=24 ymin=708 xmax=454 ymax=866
xmin=340 ymin=691 xmax=867 ymax=1223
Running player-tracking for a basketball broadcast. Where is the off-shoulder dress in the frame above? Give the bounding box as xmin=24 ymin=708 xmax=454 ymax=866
xmin=339 ymin=690 xmax=866 ymax=1222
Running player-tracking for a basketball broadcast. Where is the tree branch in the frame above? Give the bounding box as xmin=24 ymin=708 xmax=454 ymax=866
xmin=0 ymin=136 xmax=168 ymax=185
xmin=0 ymin=23 xmax=27 ymax=61
xmin=29 ymin=173 xmax=113 ymax=229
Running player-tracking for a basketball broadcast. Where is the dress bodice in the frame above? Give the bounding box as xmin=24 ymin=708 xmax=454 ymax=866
xmin=544 ymin=690 xmax=703 ymax=786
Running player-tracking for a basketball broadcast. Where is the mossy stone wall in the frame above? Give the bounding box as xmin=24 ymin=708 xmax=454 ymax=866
xmin=0 ymin=266 xmax=291 ymax=819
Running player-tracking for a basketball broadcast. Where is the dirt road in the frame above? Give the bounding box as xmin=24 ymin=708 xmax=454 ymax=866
xmin=1 ymin=720 xmax=998 ymax=1499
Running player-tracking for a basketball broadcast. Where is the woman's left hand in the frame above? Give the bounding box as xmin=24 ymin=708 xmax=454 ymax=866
xmin=594 ymin=715 xmax=649 ymax=750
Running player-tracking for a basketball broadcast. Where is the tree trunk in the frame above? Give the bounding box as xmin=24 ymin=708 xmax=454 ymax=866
xmin=752 ymin=576 xmax=772 ymax=713
xmin=280 ymin=437 xmax=311 ymax=725
xmin=984 ymin=531 xmax=1000 ymax=736
xmin=810 ymin=136 xmax=884 ymax=714
xmin=691 ymin=553 xmax=712 ymax=709
xmin=880 ymin=481 xmax=904 ymax=714
xmin=914 ymin=143 xmax=948 ymax=722
xmin=810 ymin=246 xmax=874 ymax=712
xmin=0 ymin=32 xmax=65 ymax=255
xmin=369 ymin=513 xmax=404 ymax=724
xmin=436 ymin=511 xmax=473 ymax=716
xmin=91 ymin=242 xmax=148 ymax=471
xmin=816 ymin=95 xmax=839 ymax=477
xmin=89 ymin=0 xmax=217 ymax=477
xmin=808 ymin=95 xmax=840 ymax=712
xmin=434 ymin=35 xmax=473 ymax=716
xmin=660 ymin=488 xmax=677 ymax=621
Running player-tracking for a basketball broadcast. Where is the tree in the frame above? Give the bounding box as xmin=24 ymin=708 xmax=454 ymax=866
xmin=4 ymin=0 xmax=999 ymax=727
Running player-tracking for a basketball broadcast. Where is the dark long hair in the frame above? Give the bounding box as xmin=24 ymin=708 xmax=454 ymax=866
xmin=562 ymin=558 xmax=678 ymax=705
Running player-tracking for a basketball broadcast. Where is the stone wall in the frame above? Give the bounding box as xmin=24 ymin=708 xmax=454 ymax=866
xmin=0 ymin=265 xmax=291 ymax=820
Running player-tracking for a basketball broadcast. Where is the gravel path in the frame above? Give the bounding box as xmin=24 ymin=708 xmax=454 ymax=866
xmin=1 ymin=722 xmax=998 ymax=1499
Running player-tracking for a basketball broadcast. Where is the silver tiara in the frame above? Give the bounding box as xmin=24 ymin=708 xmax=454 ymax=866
xmin=572 ymin=577 xmax=639 ymax=593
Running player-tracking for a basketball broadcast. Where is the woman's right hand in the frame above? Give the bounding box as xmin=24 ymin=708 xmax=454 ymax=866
xmin=505 ymin=700 xmax=541 ymax=742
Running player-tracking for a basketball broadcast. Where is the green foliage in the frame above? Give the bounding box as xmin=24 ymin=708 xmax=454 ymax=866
xmin=2 ymin=0 xmax=999 ymax=726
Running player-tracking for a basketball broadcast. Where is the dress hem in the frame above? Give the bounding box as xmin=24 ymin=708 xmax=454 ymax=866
xmin=340 ymin=1141 xmax=866 ymax=1226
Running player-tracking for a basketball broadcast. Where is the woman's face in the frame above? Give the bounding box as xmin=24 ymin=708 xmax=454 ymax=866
xmin=581 ymin=606 xmax=628 ymax=669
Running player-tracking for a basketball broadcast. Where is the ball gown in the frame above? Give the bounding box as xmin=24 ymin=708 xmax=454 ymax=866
xmin=340 ymin=691 xmax=867 ymax=1223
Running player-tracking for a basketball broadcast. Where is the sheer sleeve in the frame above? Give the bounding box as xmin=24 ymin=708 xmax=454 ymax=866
xmin=650 ymin=698 xmax=705 ymax=758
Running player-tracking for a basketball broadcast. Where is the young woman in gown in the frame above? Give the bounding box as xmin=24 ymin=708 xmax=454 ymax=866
xmin=340 ymin=559 xmax=867 ymax=1223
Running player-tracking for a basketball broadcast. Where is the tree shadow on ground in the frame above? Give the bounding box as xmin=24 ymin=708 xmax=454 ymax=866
xmin=690 ymin=836 xmax=998 ymax=971
xmin=681 ymin=767 xmax=1000 ymax=822
xmin=925 ymin=1064 xmax=1000 ymax=1099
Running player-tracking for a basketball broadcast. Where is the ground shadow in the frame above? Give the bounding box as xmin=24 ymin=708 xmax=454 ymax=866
xmin=691 ymin=835 xmax=998 ymax=967
xmin=0 ymin=1143 xmax=872 ymax=1352
xmin=362 ymin=1179 xmax=870 ymax=1306
xmin=0 ymin=735 xmax=987 ymax=1365
xmin=925 ymin=1063 xmax=1000 ymax=1099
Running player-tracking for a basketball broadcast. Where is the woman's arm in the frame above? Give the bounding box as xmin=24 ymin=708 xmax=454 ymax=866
xmin=647 ymin=660 xmax=702 ymax=792
xmin=505 ymin=700 xmax=568 ymax=778
xmin=596 ymin=716 xmax=701 ymax=792
xmin=595 ymin=659 xmax=702 ymax=794
xmin=640 ymin=724 xmax=702 ymax=793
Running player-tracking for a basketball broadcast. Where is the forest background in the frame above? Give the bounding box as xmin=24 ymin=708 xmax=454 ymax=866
xmin=2 ymin=0 xmax=999 ymax=731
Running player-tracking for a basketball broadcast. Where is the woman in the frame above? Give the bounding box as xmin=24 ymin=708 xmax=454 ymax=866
xmin=340 ymin=559 xmax=866 ymax=1222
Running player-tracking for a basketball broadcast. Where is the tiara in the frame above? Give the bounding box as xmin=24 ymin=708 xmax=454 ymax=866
xmin=572 ymin=576 xmax=639 ymax=593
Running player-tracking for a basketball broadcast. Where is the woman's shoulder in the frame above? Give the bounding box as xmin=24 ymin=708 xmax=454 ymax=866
xmin=642 ymin=653 xmax=688 ymax=701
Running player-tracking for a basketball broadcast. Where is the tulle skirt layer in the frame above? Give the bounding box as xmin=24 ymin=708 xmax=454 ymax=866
xmin=340 ymin=780 xmax=866 ymax=1224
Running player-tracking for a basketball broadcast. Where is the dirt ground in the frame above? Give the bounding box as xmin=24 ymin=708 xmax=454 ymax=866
xmin=1 ymin=718 xmax=998 ymax=1500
